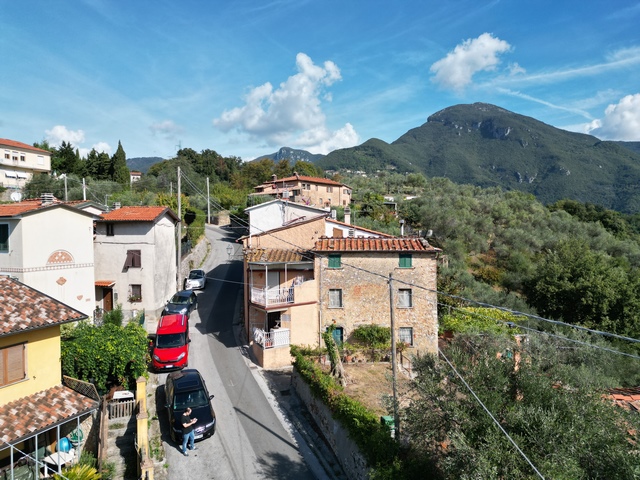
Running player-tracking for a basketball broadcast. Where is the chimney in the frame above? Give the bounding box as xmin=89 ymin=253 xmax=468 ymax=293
xmin=114 ymin=202 xmax=121 ymax=209
xmin=294 ymin=171 xmax=299 ymax=179
xmin=344 ymin=206 xmax=351 ymax=225
xmin=41 ymin=193 xmax=55 ymax=205
xmin=271 ymin=174 xmax=277 ymax=182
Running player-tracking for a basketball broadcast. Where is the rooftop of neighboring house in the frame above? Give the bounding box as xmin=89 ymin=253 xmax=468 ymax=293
xmin=0 ymin=196 xmax=97 ymax=219
xmin=0 ymin=276 xmax=87 ymax=337
xmin=0 ymin=138 xmax=52 ymax=155
xmin=325 ymin=218 xmax=394 ymax=237
xmin=313 ymin=236 xmax=441 ymax=253
xmin=99 ymin=205 xmax=179 ymax=223
xmin=607 ymin=386 xmax=640 ymax=413
xmin=245 ymin=248 xmax=314 ymax=263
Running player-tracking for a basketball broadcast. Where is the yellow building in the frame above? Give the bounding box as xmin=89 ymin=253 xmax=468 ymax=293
xmin=0 ymin=276 xmax=99 ymax=478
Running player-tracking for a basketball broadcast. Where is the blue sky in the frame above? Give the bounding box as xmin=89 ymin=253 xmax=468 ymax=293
xmin=2 ymin=1 xmax=640 ymax=161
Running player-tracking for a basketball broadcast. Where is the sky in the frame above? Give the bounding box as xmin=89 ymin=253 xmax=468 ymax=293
xmin=2 ymin=1 xmax=640 ymax=161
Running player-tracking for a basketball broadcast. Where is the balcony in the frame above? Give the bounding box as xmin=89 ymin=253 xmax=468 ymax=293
xmin=251 ymin=286 xmax=294 ymax=307
xmin=253 ymin=327 xmax=290 ymax=349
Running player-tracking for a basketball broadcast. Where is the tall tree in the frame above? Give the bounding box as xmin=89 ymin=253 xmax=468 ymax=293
xmin=110 ymin=141 xmax=130 ymax=185
xmin=52 ymin=141 xmax=81 ymax=175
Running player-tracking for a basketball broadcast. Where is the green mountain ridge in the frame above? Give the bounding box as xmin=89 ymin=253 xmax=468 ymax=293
xmin=317 ymin=103 xmax=640 ymax=213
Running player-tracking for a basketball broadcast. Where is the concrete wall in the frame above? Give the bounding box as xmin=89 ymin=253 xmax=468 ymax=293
xmin=291 ymin=369 xmax=369 ymax=480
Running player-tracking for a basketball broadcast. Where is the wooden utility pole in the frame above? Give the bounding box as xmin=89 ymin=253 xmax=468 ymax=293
xmin=388 ymin=273 xmax=399 ymax=438
xmin=206 ymin=177 xmax=210 ymax=224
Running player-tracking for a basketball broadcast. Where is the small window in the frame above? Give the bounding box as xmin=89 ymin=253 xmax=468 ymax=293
xmin=0 ymin=343 xmax=26 ymax=387
xmin=0 ymin=224 xmax=8 ymax=253
xmin=398 ymin=289 xmax=413 ymax=308
xmin=326 ymin=186 xmax=333 ymax=193
xmin=329 ymin=289 xmax=343 ymax=308
xmin=3 ymin=150 xmax=9 ymax=160
xmin=399 ymin=327 xmax=413 ymax=346
xmin=37 ymin=155 xmax=44 ymax=165
xmin=125 ymin=250 xmax=141 ymax=268
xmin=20 ymin=154 xmax=25 ymax=162
xmin=129 ymin=284 xmax=142 ymax=302
xmin=106 ymin=223 xmax=114 ymax=236
xmin=399 ymin=253 xmax=412 ymax=268
xmin=328 ymin=254 xmax=341 ymax=268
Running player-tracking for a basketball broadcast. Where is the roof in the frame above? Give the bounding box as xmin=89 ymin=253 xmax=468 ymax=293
xmin=0 ymin=199 xmax=96 ymax=219
xmin=0 ymin=276 xmax=87 ymax=337
xmin=238 ymin=213 xmax=329 ymax=242
xmin=313 ymin=236 xmax=441 ymax=253
xmin=100 ymin=205 xmax=179 ymax=223
xmin=246 ymin=248 xmax=314 ymax=263
xmin=607 ymin=387 xmax=640 ymax=412
xmin=325 ymin=218 xmax=393 ymax=237
xmin=244 ymin=198 xmax=328 ymax=214
xmin=0 ymin=385 xmax=99 ymax=445
xmin=95 ymin=280 xmax=116 ymax=287
xmin=0 ymin=138 xmax=51 ymax=155
xmin=157 ymin=314 xmax=188 ymax=334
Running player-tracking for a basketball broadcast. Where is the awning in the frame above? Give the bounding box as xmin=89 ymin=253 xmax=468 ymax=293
xmin=4 ymin=171 xmax=17 ymax=178
xmin=95 ymin=280 xmax=116 ymax=287
xmin=16 ymin=171 xmax=28 ymax=179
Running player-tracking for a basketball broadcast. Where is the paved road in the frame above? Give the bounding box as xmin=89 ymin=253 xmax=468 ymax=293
xmin=156 ymin=225 xmax=320 ymax=479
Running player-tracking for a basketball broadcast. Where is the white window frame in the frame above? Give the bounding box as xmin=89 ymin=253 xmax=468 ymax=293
xmin=398 ymin=327 xmax=413 ymax=346
xmin=398 ymin=288 xmax=413 ymax=308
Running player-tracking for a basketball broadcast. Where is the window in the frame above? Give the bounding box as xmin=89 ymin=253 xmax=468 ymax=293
xmin=4 ymin=150 xmax=9 ymax=159
xmin=328 ymin=254 xmax=341 ymax=268
xmin=20 ymin=154 xmax=25 ymax=162
xmin=0 ymin=343 xmax=26 ymax=387
xmin=398 ymin=289 xmax=413 ymax=308
xmin=0 ymin=224 xmax=8 ymax=253
xmin=106 ymin=223 xmax=114 ymax=236
xmin=129 ymin=284 xmax=142 ymax=302
xmin=398 ymin=327 xmax=413 ymax=346
xmin=399 ymin=253 xmax=412 ymax=268
xmin=11 ymin=151 xmax=18 ymax=161
xmin=329 ymin=289 xmax=343 ymax=308
xmin=327 ymin=186 xmax=333 ymax=193
xmin=125 ymin=250 xmax=141 ymax=268
xmin=37 ymin=155 xmax=44 ymax=165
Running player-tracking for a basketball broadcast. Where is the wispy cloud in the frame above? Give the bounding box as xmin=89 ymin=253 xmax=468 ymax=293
xmin=150 ymin=120 xmax=185 ymax=141
xmin=496 ymin=88 xmax=594 ymax=119
xmin=213 ymin=52 xmax=359 ymax=154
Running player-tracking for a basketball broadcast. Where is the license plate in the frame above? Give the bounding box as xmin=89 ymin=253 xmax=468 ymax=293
xmin=195 ymin=434 xmax=203 ymax=440
xmin=163 ymin=365 xmax=173 ymax=368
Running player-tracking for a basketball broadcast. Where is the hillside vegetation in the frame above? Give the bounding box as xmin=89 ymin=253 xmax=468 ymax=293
xmin=319 ymin=103 xmax=640 ymax=213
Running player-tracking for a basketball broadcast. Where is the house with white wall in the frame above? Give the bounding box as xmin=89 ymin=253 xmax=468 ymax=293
xmin=0 ymin=196 xmax=97 ymax=317
xmin=0 ymin=139 xmax=51 ymax=193
xmin=94 ymin=206 xmax=179 ymax=321
xmin=250 ymin=173 xmax=352 ymax=208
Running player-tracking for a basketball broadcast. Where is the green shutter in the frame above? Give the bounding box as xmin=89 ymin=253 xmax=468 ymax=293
xmin=399 ymin=253 xmax=412 ymax=268
xmin=328 ymin=254 xmax=341 ymax=268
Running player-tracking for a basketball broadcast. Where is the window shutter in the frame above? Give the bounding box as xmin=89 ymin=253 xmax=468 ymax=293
xmin=1 ymin=344 xmax=26 ymax=386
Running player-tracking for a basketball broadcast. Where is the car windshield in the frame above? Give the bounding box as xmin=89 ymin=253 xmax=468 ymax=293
xmin=189 ymin=271 xmax=203 ymax=279
xmin=156 ymin=333 xmax=185 ymax=348
xmin=174 ymin=389 xmax=209 ymax=409
xmin=170 ymin=294 xmax=190 ymax=305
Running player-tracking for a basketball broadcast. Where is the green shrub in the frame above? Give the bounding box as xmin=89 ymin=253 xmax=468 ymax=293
xmin=440 ymin=307 xmax=521 ymax=335
xmin=352 ymin=324 xmax=391 ymax=348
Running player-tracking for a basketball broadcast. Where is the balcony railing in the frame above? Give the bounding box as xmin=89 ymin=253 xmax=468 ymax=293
xmin=251 ymin=286 xmax=294 ymax=307
xmin=253 ymin=327 xmax=290 ymax=349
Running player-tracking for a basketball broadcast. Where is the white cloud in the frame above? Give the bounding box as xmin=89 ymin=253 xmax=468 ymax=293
xmin=586 ymin=94 xmax=640 ymax=140
xmin=150 ymin=120 xmax=184 ymax=140
xmin=430 ymin=33 xmax=512 ymax=91
xmin=213 ymin=52 xmax=358 ymax=153
xmin=45 ymin=125 xmax=85 ymax=147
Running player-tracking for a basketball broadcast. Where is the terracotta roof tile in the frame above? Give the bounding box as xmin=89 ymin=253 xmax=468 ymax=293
xmin=246 ymin=249 xmax=314 ymax=263
xmin=0 ymin=385 xmax=99 ymax=445
xmin=0 ymin=276 xmax=86 ymax=336
xmin=95 ymin=280 xmax=116 ymax=287
xmin=100 ymin=206 xmax=178 ymax=222
xmin=313 ymin=236 xmax=440 ymax=253
xmin=0 ymin=138 xmax=51 ymax=155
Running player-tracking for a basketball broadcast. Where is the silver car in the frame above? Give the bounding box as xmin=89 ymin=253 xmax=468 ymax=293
xmin=184 ymin=269 xmax=206 ymax=290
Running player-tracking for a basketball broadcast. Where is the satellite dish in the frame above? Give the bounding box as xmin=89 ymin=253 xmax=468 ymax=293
xmin=10 ymin=191 xmax=22 ymax=202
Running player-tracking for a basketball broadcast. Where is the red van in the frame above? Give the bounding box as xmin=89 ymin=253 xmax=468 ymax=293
xmin=152 ymin=314 xmax=190 ymax=371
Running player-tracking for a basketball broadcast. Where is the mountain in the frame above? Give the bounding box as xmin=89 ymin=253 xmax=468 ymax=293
xmin=616 ymin=141 xmax=640 ymax=155
xmin=317 ymin=103 xmax=640 ymax=213
xmin=253 ymin=147 xmax=324 ymax=163
xmin=127 ymin=156 xmax=164 ymax=173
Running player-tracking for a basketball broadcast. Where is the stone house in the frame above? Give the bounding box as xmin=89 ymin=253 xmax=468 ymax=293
xmin=0 ymin=276 xmax=99 ymax=478
xmin=94 ymin=205 xmax=179 ymax=322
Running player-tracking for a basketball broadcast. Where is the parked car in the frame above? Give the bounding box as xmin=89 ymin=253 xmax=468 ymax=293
xmin=184 ymin=269 xmax=207 ymax=290
xmin=151 ymin=314 xmax=190 ymax=371
xmin=162 ymin=290 xmax=198 ymax=317
xmin=165 ymin=369 xmax=216 ymax=443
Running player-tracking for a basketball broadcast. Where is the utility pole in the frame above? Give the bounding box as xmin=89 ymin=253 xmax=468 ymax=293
xmin=388 ymin=273 xmax=400 ymax=439
xmin=64 ymin=175 xmax=68 ymax=201
xmin=82 ymin=178 xmax=86 ymax=201
xmin=177 ymin=166 xmax=182 ymax=291
xmin=206 ymin=177 xmax=210 ymax=224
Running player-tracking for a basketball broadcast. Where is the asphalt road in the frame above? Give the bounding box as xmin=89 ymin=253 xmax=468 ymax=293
xmin=156 ymin=225 xmax=320 ymax=480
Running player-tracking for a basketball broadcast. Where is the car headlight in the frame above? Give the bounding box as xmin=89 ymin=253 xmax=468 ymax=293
xmin=153 ymin=354 xmax=161 ymax=361
xmin=205 ymin=421 xmax=215 ymax=428
xmin=177 ymin=352 xmax=185 ymax=360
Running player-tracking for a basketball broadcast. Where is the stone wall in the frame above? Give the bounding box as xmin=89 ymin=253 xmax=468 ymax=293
xmin=291 ymin=369 xmax=370 ymax=480
xmin=178 ymin=235 xmax=211 ymax=286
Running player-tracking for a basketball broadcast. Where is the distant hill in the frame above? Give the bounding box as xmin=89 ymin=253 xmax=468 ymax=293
xmin=253 ymin=147 xmax=323 ymax=163
xmin=127 ymin=157 xmax=163 ymax=173
xmin=317 ymin=103 xmax=640 ymax=213
xmin=616 ymin=141 xmax=640 ymax=155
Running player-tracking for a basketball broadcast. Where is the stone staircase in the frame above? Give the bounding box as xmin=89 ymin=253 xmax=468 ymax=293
xmin=106 ymin=414 xmax=138 ymax=479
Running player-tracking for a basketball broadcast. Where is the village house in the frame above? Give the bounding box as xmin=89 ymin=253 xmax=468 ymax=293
xmin=0 ymin=139 xmax=51 ymax=199
xmin=250 ymin=173 xmax=352 ymax=209
xmin=94 ymin=205 xmax=179 ymax=322
xmin=0 ymin=276 xmax=99 ymax=479
xmin=0 ymin=195 xmax=97 ymax=317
